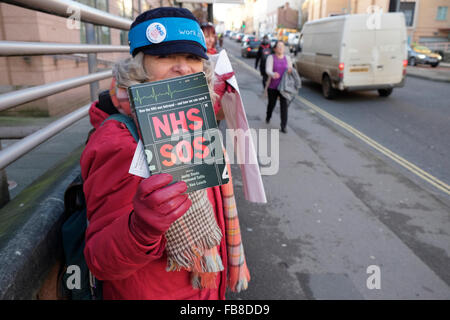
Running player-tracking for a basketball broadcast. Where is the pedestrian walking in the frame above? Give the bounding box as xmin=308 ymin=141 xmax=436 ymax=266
xmin=80 ymin=7 xmax=250 ymax=300
xmin=254 ymin=35 xmax=272 ymax=90
xmin=218 ymin=32 xmax=224 ymax=48
xmin=265 ymin=41 xmax=293 ymax=134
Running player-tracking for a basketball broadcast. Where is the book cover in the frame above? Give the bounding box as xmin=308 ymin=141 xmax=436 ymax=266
xmin=128 ymin=72 xmax=229 ymax=193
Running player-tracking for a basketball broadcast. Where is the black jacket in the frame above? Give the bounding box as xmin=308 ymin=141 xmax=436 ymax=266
xmin=254 ymin=43 xmax=272 ymax=75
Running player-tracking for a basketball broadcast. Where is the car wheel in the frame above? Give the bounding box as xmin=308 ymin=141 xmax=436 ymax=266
xmin=322 ymin=74 xmax=337 ymax=99
xmin=378 ymin=88 xmax=393 ymax=97
xmin=431 ymin=63 xmax=439 ymax=68
xmin=409 ymin=57 xmax=416 ymax=66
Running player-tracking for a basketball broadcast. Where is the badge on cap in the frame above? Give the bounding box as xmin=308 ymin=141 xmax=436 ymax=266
xmin=146 ymin=22 xmax=166 ymax=44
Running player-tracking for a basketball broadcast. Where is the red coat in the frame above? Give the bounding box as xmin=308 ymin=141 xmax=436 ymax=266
xmin=80 ymin=101 xmax=227 ymax=300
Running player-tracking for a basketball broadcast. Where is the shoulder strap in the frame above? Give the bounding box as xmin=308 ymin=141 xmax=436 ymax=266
xmin=100 ymin=113 xmax=139 ymax=142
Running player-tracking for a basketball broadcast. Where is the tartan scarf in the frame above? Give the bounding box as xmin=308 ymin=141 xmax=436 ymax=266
xmin=164 ymin=162 xmax=250 ymax=292
xmin=165 ymin=188 xmax=224 ymax=289
xmin=220 ymin=164 xmax=251 ymax=292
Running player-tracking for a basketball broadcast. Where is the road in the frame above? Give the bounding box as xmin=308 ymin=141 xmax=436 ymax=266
xmin=220 ymin=37 xmax=450 ymax=299
xmin=223 ymin=37 xmax=450 ymax=197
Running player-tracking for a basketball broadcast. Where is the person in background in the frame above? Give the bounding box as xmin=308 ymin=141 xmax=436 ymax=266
xmin=265 ymin=40 xmax=293 ymax=134
xmin=254 ymin=35 xmax=272 ymax=90
xmin=81 ymin=7 xmax=250 ymax=300
xmin=201 ymin=22 xmax=218 ymax=55
xmin=218 ymin=32 xmax=223 ymax=48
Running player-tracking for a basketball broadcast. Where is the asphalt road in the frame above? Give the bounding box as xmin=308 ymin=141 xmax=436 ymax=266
xmin=220 ymin=37 xmax=450 ymax=300
xmin=222 ymin=37 xmax=450 ymax=198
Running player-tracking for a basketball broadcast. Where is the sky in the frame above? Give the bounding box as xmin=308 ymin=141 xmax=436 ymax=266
xmin=213 ymin=3 xmax=241 ymax=22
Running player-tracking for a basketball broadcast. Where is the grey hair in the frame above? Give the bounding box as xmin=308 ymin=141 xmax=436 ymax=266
xmin=112 ymin=52 xmax=217 ymax=103
xmin=112 ymin=52 xmax=149 ymax=87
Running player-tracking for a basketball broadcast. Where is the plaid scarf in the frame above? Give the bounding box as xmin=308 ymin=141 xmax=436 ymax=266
xmin=220 ymin=163 xmax=251 ymax=292
xmin=164 ymin=162 xmax=250 ymax=292
xmin=165 ymin=189 xmax=224 ymax=289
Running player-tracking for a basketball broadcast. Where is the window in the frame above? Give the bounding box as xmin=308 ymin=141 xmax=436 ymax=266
xmin=436 ymin=6 xmax=448 ymax=21
xmin=118 ymin=0 xmax=133 ymax=19
xmin=77 ymin=0 xmax=111 ymax=45
xmin=120 ymin=30 xmax=129 ymax=46
xmin=399 ymin=2 xmax=416 ymax=27
xmin=118 ymin=1 xmax=133 ymax=46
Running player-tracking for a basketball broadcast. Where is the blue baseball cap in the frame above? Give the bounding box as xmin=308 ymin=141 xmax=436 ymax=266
xmin=128 ymin=7 xmax=208 ymax=60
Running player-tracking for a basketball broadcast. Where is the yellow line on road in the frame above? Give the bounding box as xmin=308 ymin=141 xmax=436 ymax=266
xmin=297 ymin=96 xmax=450 ymax=196
xmin=228 ymin=53 xmax=450 ymax=195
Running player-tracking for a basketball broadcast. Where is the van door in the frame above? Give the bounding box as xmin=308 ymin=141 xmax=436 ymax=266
xmin=343 ymin=22 xmax=376 ymax=87
xmin=373 ymin=16 xmax=406 ymax=85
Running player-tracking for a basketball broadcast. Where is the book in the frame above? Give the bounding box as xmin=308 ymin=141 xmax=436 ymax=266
xmin=128 ymin=72 xmax=229 ymax=193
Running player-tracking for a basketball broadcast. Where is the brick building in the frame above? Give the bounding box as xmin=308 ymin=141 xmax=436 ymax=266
xmin=302 ymin=0 xmax=449 ymax=46
xmin=0 ymin=0 xmax=204 ymax=117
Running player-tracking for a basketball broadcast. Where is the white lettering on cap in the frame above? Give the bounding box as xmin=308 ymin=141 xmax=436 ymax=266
xmin=146 ymin=22 xmax=166 ymax=44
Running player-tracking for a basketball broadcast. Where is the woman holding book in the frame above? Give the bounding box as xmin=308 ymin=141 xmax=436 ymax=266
xmin=80 ymin=7 xmax=250 ymax=300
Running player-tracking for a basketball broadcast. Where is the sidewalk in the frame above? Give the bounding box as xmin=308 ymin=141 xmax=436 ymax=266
xmin=406 ymin=62 xmax=450 ymax=83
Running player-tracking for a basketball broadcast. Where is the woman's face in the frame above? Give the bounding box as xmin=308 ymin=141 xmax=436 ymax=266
xmin=274 ymin=41 xmax=285 ymax=55
xmin=143 ymin=53 xmax=204 ymax=82
xmin=204 ymin=32 xmax=215 ymax=50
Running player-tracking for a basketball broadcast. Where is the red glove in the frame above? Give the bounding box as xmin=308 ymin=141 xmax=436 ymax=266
xmin=213 ymin=72 xmax=235 ymax=115
xmin=129 ymin=173 xmax=192 ymax=245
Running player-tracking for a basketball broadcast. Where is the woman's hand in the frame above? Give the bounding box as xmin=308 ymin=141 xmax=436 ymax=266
xmin=129 ymin=173 xmax=191 ymax=245
xmin=273 ymin=72 xmax=280 ymax=79
xmin=288 ymin=67 xmax=292 ymax=74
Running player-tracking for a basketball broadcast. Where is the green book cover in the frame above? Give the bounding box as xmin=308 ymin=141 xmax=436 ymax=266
xmin=128 ymin=72 xmax=229 ymax=193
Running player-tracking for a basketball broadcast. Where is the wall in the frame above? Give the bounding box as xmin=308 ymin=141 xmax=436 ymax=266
xmin=413 ymin=0 xmax=449 ymax=43
xmin=0 ymin=1 xmax=129 ymax=117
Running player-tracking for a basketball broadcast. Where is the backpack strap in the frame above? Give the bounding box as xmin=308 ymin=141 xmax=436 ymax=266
xmin=100 ymin=113 xmax=139 ymax=142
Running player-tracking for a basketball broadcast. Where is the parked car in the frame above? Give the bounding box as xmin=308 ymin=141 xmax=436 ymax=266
xmin=230 ymin=32 xmax=237 ymax=40
xmin=236 ymin=33 xmax=245 ymax=42
xmin=241 ymin=39 xmax=261 ymax=58
xmin=407 ymin=44 xmax=442 ymax=67
xmin=296 ymin=12 xmax=407 ymax=99
xmin=241 ymin=35 xmax=256 ymax=43
xmin=288 ymin=32 xmax=301 ymax=54
xmin=276 ymin=28 xmax=298 ymax=43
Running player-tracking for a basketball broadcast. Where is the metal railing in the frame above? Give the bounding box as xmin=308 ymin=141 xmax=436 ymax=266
xmin=0 ymin=0 xmax=134 ymax=198
xmin=2 ymin=0 xmax=131 ymax=29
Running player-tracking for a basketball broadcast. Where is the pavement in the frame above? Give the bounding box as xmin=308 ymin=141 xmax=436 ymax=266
xmin=406 ymin=62 xmax=450 ymax=83
xmin=1 ymin=51 xmax=449 ymax=300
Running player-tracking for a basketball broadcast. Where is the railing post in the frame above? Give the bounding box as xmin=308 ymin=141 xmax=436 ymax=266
xmin=0 ymin=142 xmax=10 ymax=208
xmin=85 ymin=23 xmax=99 ymax=101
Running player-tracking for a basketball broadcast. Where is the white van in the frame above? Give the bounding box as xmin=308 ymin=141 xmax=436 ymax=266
xmin=288 ymin=32 xmax=301 ymax=53
xmin=296 ymin=12 xmax=407 ymax=99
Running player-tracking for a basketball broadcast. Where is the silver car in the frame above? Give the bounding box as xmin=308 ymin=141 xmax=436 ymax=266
xmin=407 ymin=45 xmax=441 ymax=68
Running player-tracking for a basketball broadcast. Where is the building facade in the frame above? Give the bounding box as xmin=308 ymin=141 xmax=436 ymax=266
xmin=302 ymin=0 xmax=449 ymax=46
